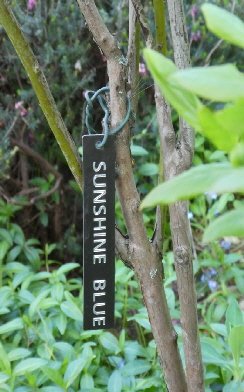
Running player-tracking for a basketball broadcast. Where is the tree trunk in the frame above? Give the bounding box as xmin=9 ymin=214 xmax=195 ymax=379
xmin=164 ymin=1 xmax=205 ymax=391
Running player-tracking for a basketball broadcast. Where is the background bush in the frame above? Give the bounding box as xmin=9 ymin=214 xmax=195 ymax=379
xmin=0 ymin=1 xmax=244 ymax=391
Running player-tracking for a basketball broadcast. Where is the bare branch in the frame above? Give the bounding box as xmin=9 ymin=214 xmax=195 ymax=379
xmin=5 ymin=139 xmax=63 ymax=206
xmin=77 ymin=3 xmax=187 ymax=390
xmin=11 ymin=139 xmax=61 ymax=178
xmin=204 ymin=39 xmax=223 ymax=66
xmin=165 ymin=1 xmax=204 ymax=390
xmin=130 ymin=0 xmax=154 ymax=48
xmin=115 ymin=227 xmax=133 ymax=269
xmin=166 ymin=0 xmax=194 ymax=156
xmin=127 ymin=1 xmax=140 ymax=114
xmin=76 ymin=0 xmax=119 ymax=59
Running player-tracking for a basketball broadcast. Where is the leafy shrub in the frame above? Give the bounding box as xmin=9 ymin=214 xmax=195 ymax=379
xmin=0 ymin=199 xmax=166 ymax=392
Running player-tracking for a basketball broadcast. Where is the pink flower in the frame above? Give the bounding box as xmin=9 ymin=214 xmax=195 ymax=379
xmin=15 ymin=101 xmax=28 ymax=116
xmin=15 ymin=101 xmax=23 ymax=109
xmin=190 ymin=6 xmax=197 ymax=18
xmin=28 ymin=0 xmax=36 ymax=10
xmin=20 ymin=108 xmax=28 ymax=116
xmin=28 ymin=132 xmax=34 ymax=145
xmin=82 ymin=90 xmax=89 ymax=98
xmin=190 ymin=30 xmax=201 ymax=42
xmin=102 ymin=56 xmax=107 ymax=62
xmin=139 ymin=63 xmax=147 ymax=76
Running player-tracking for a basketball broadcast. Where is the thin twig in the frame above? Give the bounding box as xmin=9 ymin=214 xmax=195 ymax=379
xmin=130 ymin=0 xmax=154 ymax=49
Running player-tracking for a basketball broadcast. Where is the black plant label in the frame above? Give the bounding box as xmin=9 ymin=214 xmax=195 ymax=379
xmin=82 ymin=134 xmax=115 ymax=330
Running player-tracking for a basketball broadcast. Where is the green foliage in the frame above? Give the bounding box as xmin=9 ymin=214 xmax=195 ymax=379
xmin=201 ymin=3 xmax=244 ymax=49
xmin=203 ymin=209 xmax=244 ymax=242
xmin=141 ymin=163 xmax=244 ymax=207
xmin=202 ymin=300 xmax=244 ymax=390
xmin=143 ymin=4 xmax=244 ymax=242
xmin=1 ymin=2 xmax=244 ymax=392
xmin=0 ymin=201 xmax=166 ymax=392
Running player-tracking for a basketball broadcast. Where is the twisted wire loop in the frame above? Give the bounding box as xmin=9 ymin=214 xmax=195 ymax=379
xmin=85 ymin=87 xmax=131 ymax=148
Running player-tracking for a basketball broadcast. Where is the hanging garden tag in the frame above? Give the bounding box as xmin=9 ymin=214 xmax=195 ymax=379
xmin=82 ymin=134 xmax=115 ymax=330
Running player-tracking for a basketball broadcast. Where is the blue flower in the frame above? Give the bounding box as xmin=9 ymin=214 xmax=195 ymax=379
xmin=208 ymin=280 xmax=218 ymax=292
xmin=205 ymin=191 xmax=218 ymax=200
xmin=220 ymin=240 xmax=231 ymax=250
xmin=118 ymin=359 xmax=125 ymax=369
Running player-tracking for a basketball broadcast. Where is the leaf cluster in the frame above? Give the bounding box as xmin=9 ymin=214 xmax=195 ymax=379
xmin=142 ymin=4 xmax=244 ymax=243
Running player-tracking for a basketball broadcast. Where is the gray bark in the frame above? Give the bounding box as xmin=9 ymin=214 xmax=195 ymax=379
xmin=165 ymin=1 xmax=204 ymax=391
xmin=76 ymin=1 xmax=188 ymax=391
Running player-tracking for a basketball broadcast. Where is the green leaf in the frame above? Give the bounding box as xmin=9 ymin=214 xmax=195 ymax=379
xmin=51 ymin=282 xmax=64 ymax=302
xmin=39 ymin=387 xmax=64 ymax=392
xmin=0 ymin=317 xmax=24 ymax=335
xmin=53 ymin=342 xmax=74 ymax=358
xmin=0 ymin=343 xmax=11 ymax=374
xmin=130 ymin=145 xmax=149 ymax=156
xmin=41 ymin=366 xmax=66 ymax=388
xmin=135 ymin=377 xmax=160 ymax=390
xmin=40 ymin=297 xmax=59 ymax=310
xmin=124 ymin=341 xmax=148 ymax=362
xmin=107 ymin=370 xmax=123 ymax=392
xmin=230 ymin=143 xmax=244 ymax=167
xmin=29 ymin=290 xmax=51 ymax=319
xmin=24 ymin=246 xmax=40 ymax=268
xmin=0 ymin=373 xmax=10 ymax=385
xmin=170 ymin=64 xmax=244 ymax=102
xmin=197 ymin=107 xmax=238 ymax=152
xmin=201 ymin=3 xmax=244 ymax=49
xmin=8 ymin=348 xmax=31 ymax=362
xmin=0 ymin=241 xmax=11 ymax=261
xmin=77 ymin=390 xmax=103 ymax=392
xmin=7 ymin=245 xmax=22 ymax=262
xmin=81 ymin=346 xmax=95 ymax=371
xmin=14 ymin=358 xmax=47 ymax=376
xmin=120 ymin=360 xmax=151 ymax=377
xmin=56 ymin=263 xmax=79 ymax=276
xmin=60 ymin=300 xmax=82 ymax=321
xmin=228 ymin=326 xmax=244 ymax=368
xmin=203 ymin=209 xmax=244 ymax=242
xmin=140 ymin=163 xmax=244 ymax=209
xmin=201 ymin=342 xmax=230 ymax=369
xmin=0 ymin=229 xmax=13 ymax=246
xmin=143 ymin=48 xmax=202 ymax=130
xmin=210 ymin=323 xmax=227 ymax=338
xmin=99 ymin=332 xmax=120 ymax=353
xmin=119 ymin=330 xmax=125 ymax=350
xmin=29 ymin=177 xmax=47 ymax=186
xmin=40 ymin=213 xmax=48 ymax=227
xmin=63 ymin=357 xmax=86 ymax=388
xmin=128 ymin=313 xmax=151 ymax=330
xmin=30 ymin=271 xmax=52 ymax=281
xmin=216 ymin=98 xmax=244 ymax=138
xmin=18 ymin=290 xmax=35 ymax=304
xmin=80 ymin=373 xmax=94 ymax=389
xmin=138 ymin=163 xmax=158 ymax=176
xmin=55 ymin=312 xmax=67 ymax=335
xmin=223 ymin=381 xmax=242 ymax=392
xmin=225 ymin=299 xmax=244 ymax=335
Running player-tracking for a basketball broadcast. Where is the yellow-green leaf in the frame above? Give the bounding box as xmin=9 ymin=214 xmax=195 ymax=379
xmin=203 ymin=209 xmax=244 ymax=242
xmin=197 ymin=107 xmax=238 ymax=152
xmin=202 ymin=3 xmax=244 ymax=49
xmin=143 ymin=48 xmax=202 ymax=130
xmin=170 ymin=64 xmax=244 ymax=102
xmin=140 ymin=163 xmax=244 ymax=209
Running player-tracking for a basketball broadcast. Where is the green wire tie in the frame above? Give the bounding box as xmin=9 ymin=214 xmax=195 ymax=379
xmin=85 ymin=87 xmax=131 ymax=148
